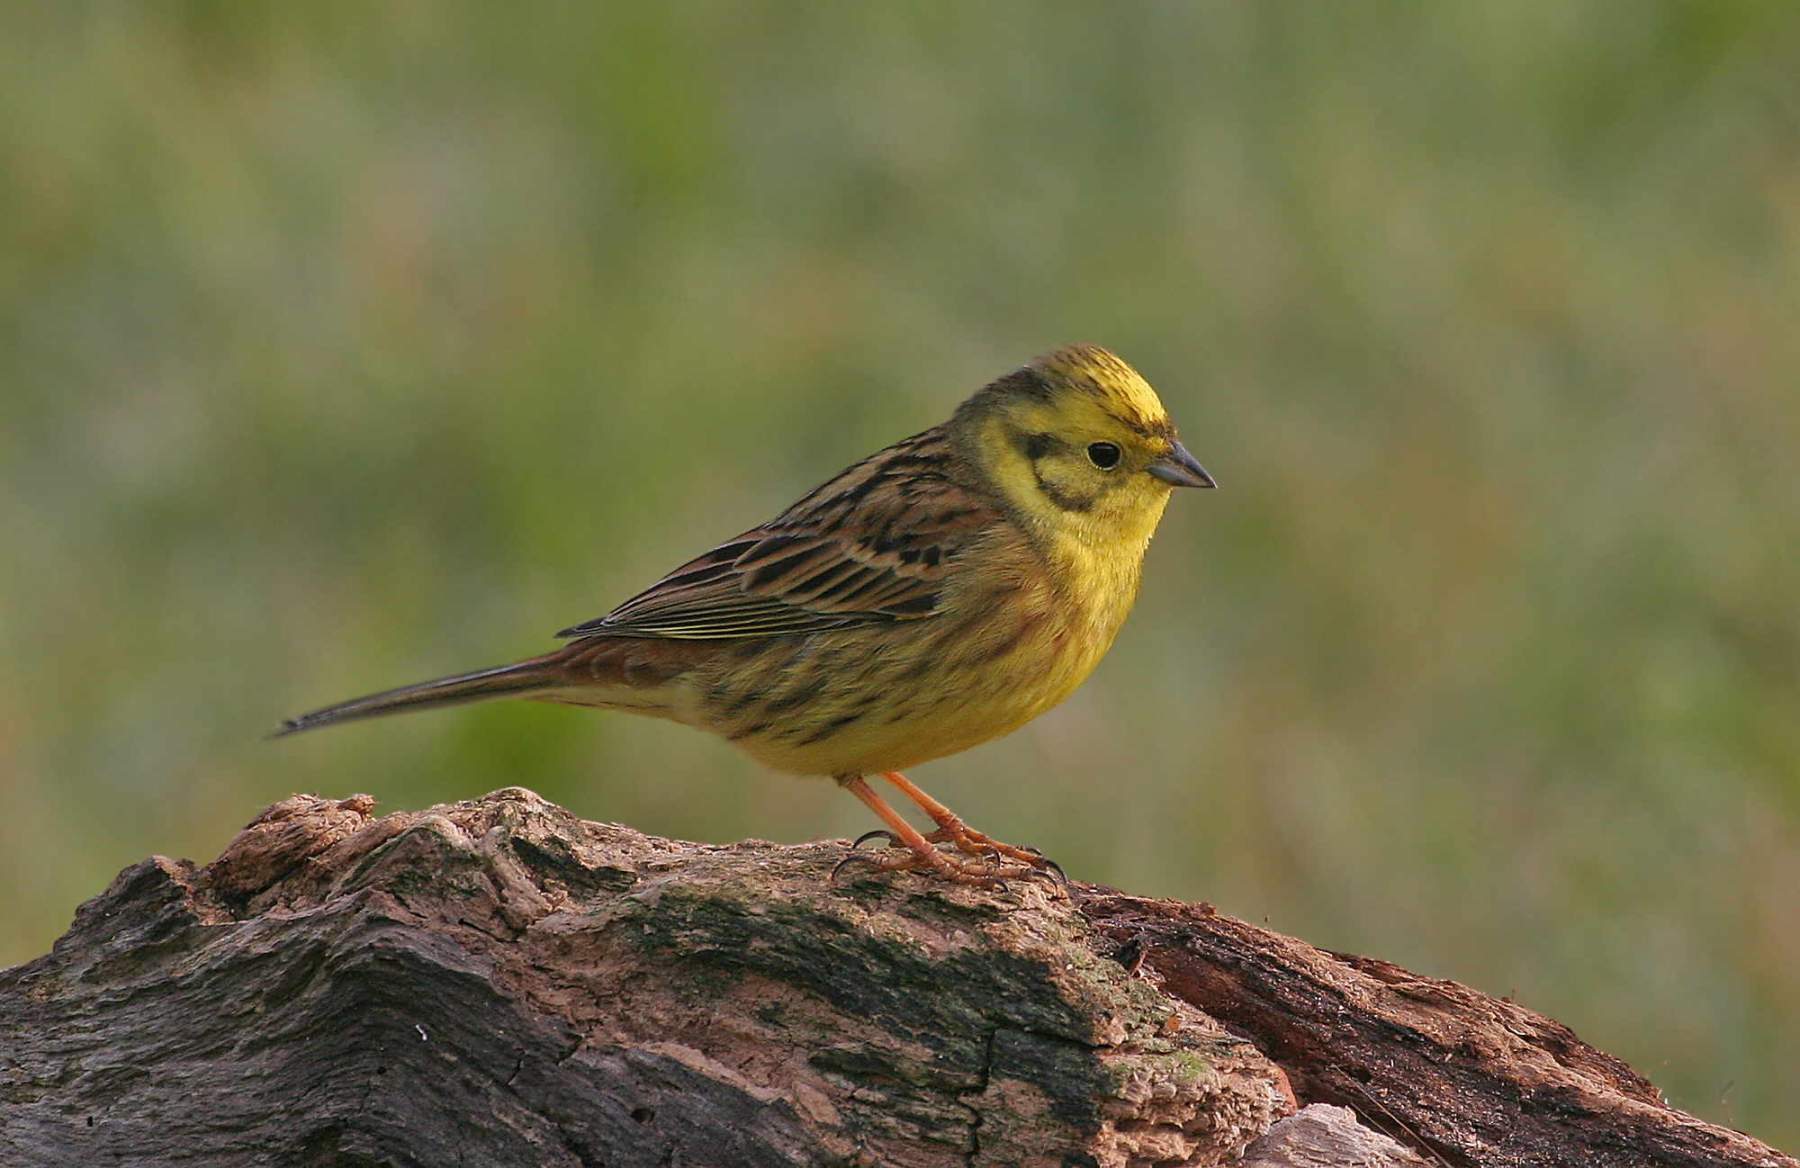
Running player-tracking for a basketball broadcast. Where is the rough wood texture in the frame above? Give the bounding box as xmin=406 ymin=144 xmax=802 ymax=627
xmin=0 ymin=789 xmax=1791 ymax=1168
xmin=1085 ymin=895 xmax=1796 ymax=1168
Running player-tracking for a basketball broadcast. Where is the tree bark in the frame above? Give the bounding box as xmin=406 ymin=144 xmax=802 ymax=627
xmin=0 ymin=789 xmax=1790 ymax=1168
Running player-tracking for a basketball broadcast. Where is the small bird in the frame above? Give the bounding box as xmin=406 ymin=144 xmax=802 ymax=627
xmin=279 ymin=344 xmax=1214 ymax=884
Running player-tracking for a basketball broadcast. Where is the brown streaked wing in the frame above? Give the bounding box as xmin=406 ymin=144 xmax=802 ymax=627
xmin=555 ymin=427 xmax=996 ymax=641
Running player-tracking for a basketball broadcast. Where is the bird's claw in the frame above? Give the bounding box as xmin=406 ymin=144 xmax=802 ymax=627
xmin=831 ymin=826 xmax=1069 ymax=896
xmin=829 ymin=849 xmax=884 ymax=885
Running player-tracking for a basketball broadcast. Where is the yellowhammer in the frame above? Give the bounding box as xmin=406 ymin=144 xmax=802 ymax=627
xmin=280 ymin=344 xmax=1214 ymax=884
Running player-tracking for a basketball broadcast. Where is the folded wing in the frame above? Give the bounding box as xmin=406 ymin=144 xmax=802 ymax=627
xmin=556 ymin=427 xmax=996 ymax=641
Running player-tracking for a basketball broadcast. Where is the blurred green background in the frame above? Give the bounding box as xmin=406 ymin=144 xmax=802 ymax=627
xmin=3 ymin=2 xmax=1797 ymax=1148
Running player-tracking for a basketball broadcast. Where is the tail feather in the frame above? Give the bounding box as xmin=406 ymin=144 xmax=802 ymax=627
xmin=274 ymin=656 xmax=559 ymax=737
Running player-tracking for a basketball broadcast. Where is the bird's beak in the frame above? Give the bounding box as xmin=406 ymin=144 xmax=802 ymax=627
xmin=1147 ymin=441 xmax=1216 ymax=488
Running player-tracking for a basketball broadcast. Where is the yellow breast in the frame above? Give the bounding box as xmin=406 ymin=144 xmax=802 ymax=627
xmin=682 ymin=523 xmax=1147 ymax=778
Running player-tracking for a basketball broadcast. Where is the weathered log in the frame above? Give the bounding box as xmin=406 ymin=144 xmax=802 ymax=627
xmin=0 ymin=789 xmax=1790 ymax=1168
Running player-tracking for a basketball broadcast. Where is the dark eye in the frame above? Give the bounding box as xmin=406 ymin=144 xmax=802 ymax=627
xmin=1086 ymin=442 xmax=1122 ymax=470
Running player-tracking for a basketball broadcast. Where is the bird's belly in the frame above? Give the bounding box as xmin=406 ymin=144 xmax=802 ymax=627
xmin=694 ymin=599 xmax=1118 ymax=778
xmin=727 ymin=674 xmax=1073 ymax=776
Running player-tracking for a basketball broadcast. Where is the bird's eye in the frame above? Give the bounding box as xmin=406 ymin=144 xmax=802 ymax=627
xmin=1086 ymin=442 xmax=1122 ymax=470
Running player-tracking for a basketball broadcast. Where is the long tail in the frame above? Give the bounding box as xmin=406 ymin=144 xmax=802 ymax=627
xmin=274 ymin=655 xmax=562 ymax=737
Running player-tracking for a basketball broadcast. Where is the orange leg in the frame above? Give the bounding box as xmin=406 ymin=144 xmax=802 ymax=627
xmin=834 ymin=775 xmax=1061 ymax=888
xmin=878 ymin=771 xmax=1060 ymax=873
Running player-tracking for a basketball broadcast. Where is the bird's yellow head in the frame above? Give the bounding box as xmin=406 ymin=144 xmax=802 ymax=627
xmin=953 ymin=344 xmax=1214 ymax=555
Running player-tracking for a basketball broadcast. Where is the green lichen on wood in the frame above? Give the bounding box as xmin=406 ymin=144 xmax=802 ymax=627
xmin=622 ymin=887 xmax=1088 ymax=1044
xmin=507 ymin=834 xmax=639 ymax=897
xmin=616 ymin=880 xmax=1225 ymax=1154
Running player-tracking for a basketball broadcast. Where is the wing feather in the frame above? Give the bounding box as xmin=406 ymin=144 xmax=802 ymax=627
xmin=556 ymin=427 xmax=995 ymax=641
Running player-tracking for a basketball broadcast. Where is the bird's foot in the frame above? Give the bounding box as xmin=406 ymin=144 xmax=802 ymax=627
xmin=830 ymin=831 xmax=1062 ymax=891
xmin=870 ymin=770 xmax=1068 ymax=887
xmin=924 ymin=817 xmax=1066 ymax=885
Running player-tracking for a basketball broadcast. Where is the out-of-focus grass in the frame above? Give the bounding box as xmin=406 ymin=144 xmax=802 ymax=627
xmin=2 ymin=2 xmax=1796 ymax=1148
